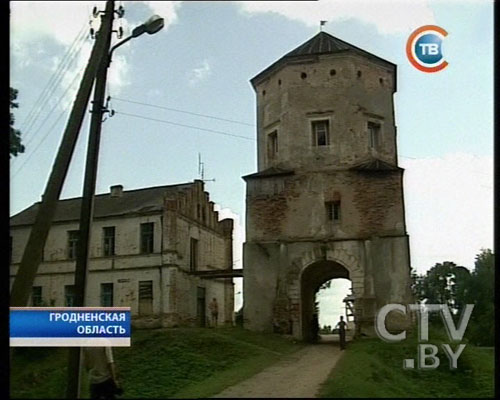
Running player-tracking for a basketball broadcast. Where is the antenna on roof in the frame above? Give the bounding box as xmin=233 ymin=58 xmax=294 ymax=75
xmin=198 ymin=153 xmax=215 ymax=183
xmin=320 ymin=20 xmax=327 ymax=32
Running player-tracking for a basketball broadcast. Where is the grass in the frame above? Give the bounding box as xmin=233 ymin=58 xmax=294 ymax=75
xmin=318 ymin=327 xmax=495 ymax=398
xmin=10 ymin=326 xmax=304 ymax=399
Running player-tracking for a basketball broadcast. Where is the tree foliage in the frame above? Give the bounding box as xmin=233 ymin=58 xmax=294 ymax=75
xmin=10 ymin=87 xmax=25 ymax=157
xmin=412 ymin=249 xmax=494 ymax=346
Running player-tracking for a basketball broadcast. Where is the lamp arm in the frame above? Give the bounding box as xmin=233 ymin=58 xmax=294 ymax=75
xmin=108 ymin=35 xmax=134 ymax=65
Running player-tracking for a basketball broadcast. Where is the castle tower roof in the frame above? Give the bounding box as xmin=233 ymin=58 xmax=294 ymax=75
xmin=251 ymin=31 xmax=396 ymax=87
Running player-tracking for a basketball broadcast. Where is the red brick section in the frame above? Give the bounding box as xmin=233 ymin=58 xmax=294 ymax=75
xmin=248 ymin=194 xmax=288 ymax=235
xmin=351 ymin=171 xmax=402 ymax=237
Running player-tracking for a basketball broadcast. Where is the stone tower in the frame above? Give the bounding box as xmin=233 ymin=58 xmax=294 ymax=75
xmin=243 ymin=32 xmax=413 ymax=340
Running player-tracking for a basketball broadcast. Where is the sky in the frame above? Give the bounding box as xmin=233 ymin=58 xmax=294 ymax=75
xmin=10 ymin=1 xmax=493 ymax=327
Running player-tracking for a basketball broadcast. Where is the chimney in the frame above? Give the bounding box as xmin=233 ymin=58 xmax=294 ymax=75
xmin=110 ymin=185 xmax=123 ymax=198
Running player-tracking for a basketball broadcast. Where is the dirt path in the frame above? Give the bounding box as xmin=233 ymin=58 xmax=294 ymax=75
xmin=214 ymin=336 xmax=345 ymax=398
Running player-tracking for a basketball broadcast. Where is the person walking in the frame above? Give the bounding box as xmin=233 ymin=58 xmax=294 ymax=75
xmin=208 ymin=297 xmax=219 ymax=328
xmin=336 ymin=316 xmax=347 ymax=350
xmin=83 ymin=347 xmax=122 ymax=399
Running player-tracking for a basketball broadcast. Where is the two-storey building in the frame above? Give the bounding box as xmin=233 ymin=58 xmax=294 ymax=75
xmin=10 ymin=180 xmax=234 ymax=328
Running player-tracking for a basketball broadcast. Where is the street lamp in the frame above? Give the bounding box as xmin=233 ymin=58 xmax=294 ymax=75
xmin=109 ymin=14 xmax=164 ymax=63
xmin=67 ymin=10 xmax=164 ymax=399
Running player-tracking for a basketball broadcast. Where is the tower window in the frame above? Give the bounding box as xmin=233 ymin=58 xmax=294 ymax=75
xmin=326 ymin=201 xmax=341 ymax=222
xmin=330 ymin=69 xmax=336 ymax=76
xmin=311 ymin=120 xmax=330 ymax=146
xmin=368 ymin=122 xmax=381 ymax=149
xmin=301 ymin=72 xmax=307 ymax=79
xmin=357 ymin=70 xmax=362 ymax=78
xmin=267 ymin=130 xmax=278 ymax=159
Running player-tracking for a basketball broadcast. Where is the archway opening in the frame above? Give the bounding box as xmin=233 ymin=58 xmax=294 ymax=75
xmin=316 ymin=278 xmax=353 ymax=341
xmin=300 ymin=260 xmax=353 ymax=342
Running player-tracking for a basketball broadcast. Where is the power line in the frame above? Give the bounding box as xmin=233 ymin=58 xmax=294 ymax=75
xmin=21 ymin=66 xmax=84 ymax=152
xmin=11 ymin=67 xmax=86 ymax=177
xmin=114 ymin=110 xmax=256 ymax=142
xmin=20 ymin=21 xmax=89 ymax=141
xmin=112 ymin=97 xmax=255 ymax=127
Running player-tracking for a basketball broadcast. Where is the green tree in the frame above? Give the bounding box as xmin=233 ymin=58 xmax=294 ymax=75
xmin=412 ymin=250 xmax=494 ymax=346
xmin=10 ymin=87 xmax=25 ymax=157
xmin=465 ymin=249 xmax=494 ymax=346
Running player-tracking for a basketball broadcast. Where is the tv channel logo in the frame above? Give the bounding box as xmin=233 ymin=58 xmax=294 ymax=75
xmin=406 ymin=25 xmax=448 ymax=73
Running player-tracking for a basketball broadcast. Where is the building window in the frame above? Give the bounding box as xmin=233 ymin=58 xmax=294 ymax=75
xmin=138 ymin=280 xmax=153 ymax=315
xmin=32 ymin=286 xmax=43 ymax=306
xmin=368 ymin=121 xmax=381 ymax=149
xmin=140 ymin=222 xmax=154 ymax=254
xmin=326 ymin=201 xmax=341 ymax=222
xmin=190 ymin=238 xmax=198 ymax=272
xmin=267 ymin=130 xmax=278 ymax=159
xmin=65 ymin=285 xmax=75 ymax=307
xmin=312 ymin=120 xmax=330 ymax=146
xmin=67 ymin=230 xmax=79 ymax=260
xmin=100 ymin=283 xmax=113 ymax=307
xmin=103 ymin=226 xmax=116 ymax=256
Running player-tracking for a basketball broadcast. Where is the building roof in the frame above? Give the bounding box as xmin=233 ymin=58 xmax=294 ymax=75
xmin=10 ymin=182 xmax=195 ymax=227
xmin=284 ymin=31 xmax=355 ymax=58
xmin=349 ymin=157 xmax=403 ymax=172
xmin=242 ymin=167 xmax=295 ymax=181
xmin=251 ymin=31 xmax=396 ymax=87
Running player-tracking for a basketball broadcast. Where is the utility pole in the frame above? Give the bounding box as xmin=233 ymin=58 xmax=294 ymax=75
xmin=65 ymin=3 xmax=115 ymax=398
xmin=9 ymin=1 xmax=114 ymax=308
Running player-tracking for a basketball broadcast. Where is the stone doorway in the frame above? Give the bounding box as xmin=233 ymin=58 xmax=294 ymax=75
xmin=300 ymin=260 xmax=353 ymax=342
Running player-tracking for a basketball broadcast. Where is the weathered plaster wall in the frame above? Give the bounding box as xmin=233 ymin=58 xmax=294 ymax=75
xmin=10 ymin=183 xmax=235 ymax=329
xmin=254 ymin=54 xmax=396 ymax=171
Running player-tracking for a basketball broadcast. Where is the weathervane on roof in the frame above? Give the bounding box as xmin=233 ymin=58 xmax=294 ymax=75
xmin=320 ymin=20 xmax=327 ymax=32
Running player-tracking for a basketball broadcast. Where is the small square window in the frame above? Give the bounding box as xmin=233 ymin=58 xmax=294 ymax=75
xmin=326 ymin=201 xmax=341 ymax=222
xmin=312 ymin=120 xmax=330 ymax=146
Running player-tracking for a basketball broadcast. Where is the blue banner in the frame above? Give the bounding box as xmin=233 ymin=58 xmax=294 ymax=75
xmin=10 ymin=307 xmax=131 ymax=347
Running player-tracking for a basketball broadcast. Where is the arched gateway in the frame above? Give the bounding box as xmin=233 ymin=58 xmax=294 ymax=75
xmin=242 ymin=31 xmax=413 ymax=340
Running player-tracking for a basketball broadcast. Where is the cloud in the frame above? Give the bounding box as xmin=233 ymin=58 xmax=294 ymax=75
xmin=317 ymin=279 xmax=351 ymax=327
xmin=142 ymin=1 xmax=182 ymax=26
xmin=401 ymin=153 xmax=493 ymax=273
xmin=237 ymin=0 xmax=436 ymax=35
xmin=188 ymin=60 xmax=212 ymax=86
xmin=10 ymin=1 xmax=180 ymax=109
